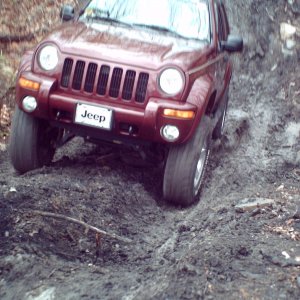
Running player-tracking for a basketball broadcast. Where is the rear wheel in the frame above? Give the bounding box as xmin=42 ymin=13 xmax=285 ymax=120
xmin=163 ymin=116 xmax=211 ymax=206
xmin=9 ymin=107 xmax=59 ymax=173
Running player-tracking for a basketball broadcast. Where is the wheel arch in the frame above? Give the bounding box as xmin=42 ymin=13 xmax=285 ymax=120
xmin=183 ymin=77 xmax=216 ymax=143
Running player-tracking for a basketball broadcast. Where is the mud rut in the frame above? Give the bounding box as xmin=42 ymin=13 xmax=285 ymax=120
xmin=1 ymin=1 xmax=300 ymax=299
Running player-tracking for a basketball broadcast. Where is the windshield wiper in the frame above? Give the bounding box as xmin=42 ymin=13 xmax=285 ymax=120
xmin=86 ymin=15 xmax=133 ymax=28
xmin=131 ymin=24 xmax=185 ymax=39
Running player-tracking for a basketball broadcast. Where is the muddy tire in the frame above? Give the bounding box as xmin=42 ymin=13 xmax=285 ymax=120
xmin=163 ymin=116 xmax=211 ymax=206
xmin=212 ymin=96 xmax=228 ymax=140
xmin=9 ymin=107 xmax=59 ymax=174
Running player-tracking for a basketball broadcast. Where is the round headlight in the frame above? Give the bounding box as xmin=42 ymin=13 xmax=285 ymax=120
xmin=38 ymin=45 xmax=59 ymax=71
xmin=159 ymin=68 xmax=184 ymax=95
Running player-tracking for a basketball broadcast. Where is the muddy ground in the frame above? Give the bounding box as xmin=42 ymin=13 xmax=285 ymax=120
xmin=1 ymin=0 xmax=300 ymax=299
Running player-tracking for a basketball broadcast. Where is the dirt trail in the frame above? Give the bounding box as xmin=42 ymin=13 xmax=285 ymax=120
xmin=1 ymin=1 xmax=300 ymax=299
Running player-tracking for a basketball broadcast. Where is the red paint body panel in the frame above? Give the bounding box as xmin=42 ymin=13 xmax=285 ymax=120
xmin=15 ymin=0 xmax=234 ymax=146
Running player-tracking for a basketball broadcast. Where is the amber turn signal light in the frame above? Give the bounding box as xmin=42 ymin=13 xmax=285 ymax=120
xmin=19 ymin=78 xmax=40 ymax=91
xmin=163 ymin=109 xmax=195 ymax=120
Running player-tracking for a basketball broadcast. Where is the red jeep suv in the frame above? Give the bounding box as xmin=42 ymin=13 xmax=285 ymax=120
xmin=9 ymin=0 xmax=243 ymax=205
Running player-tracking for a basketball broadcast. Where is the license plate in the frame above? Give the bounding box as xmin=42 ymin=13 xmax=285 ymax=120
xmin=75 ymin=103 xmax=113 ymax=130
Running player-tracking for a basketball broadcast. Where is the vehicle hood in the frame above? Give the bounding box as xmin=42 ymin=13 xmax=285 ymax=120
xmin=42 ymin=22 xmax=209 ymax=72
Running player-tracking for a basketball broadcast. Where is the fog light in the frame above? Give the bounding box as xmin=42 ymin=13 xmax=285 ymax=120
xmin=22 ymin=96 xmax=37 ymax=112
xmin=161 ymin=125 xmax=180 ymax=142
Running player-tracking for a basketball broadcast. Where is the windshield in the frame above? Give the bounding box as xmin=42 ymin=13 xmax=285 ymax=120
xmin=80 ymin=0 xmax=211 ymax=42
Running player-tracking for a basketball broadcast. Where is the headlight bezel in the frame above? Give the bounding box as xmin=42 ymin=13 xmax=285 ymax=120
xmin=158 ymin=67 xmax=185 ymax=96
xmin=37 ymin=44 xmax=59 ymax=71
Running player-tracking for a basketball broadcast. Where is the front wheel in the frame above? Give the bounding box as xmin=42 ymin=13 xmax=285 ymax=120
xmin=163 ymin=116 xmax=211 ymax=206
xmin=9 ymin=107 xmax=59 ymax=173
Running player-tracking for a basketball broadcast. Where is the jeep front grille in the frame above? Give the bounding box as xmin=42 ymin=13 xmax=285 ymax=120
xmin=60 ymin=58 xmax=149 ymax=103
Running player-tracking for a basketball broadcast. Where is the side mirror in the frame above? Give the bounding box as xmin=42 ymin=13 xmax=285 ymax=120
xmin=60 ymin=5 xmax=75 ymax=22
xmin=221 ymin=35 xmax=243 ymax=52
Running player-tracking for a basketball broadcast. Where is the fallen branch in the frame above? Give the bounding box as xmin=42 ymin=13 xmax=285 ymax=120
xmin=0 ymin=33 xmax=35 ymax=43
xmin=30 ymin=210 xmax=132 ymax=244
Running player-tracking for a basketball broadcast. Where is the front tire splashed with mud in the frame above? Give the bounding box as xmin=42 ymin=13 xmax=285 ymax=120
xmin=163 ymin=115 xmax=211 ymax=206
xmin=9 ymin=107 xmax=60 ymax=173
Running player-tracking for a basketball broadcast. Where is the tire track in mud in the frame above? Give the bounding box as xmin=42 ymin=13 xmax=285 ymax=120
xmin=116 ymin=38 xmax=300 ymax=298
xmin=1 ymin=68 xmax=299 ymax=299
